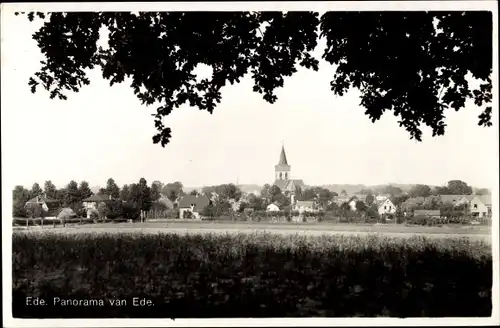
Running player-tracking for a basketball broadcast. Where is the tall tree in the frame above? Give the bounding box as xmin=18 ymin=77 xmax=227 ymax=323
xmin=269 ymin=185 xmax=282 ymax=200
xmin=18 ymin=11 xmax=492 ymax=147
xmin=78 ymin=181 xmax=93 ymax=200
xmin=13 ymin=185 xmax=31 ymax=217
xmin=432 ymin=185 xmax=451 ymax=195
xmin=260 ymin=184 xmax=272 ymax=205
xmin=64 ymin=180 xmax=80 ymax=209
xmin=300 ymin=188 xmax=317 ymax=201
xmin=446 ymin=180 xmax=473 ymax=195
xmin=162 ymin=182 xmax=184 ymax=202
xmin=408 ymin=184 xmax=432 ymax=198
xmin=137 ymin=178 xmax=152 ymax=211
xmin=150 ymin=182 xmax=162 ymax=201
xmin=422 ymin=195 xmax=442 ymax=210
xmin=120 ymin=184 xmax=131 ymax=201
xmin=30 ymin=182 xmax=43 ymax=198
xmin=106 ymin=178 xmax=120 ymax=199
xmin=43 ymin=180 xmax=57 ymax=198
xmin=365 ymin=194 xmax=375 ymax=206
xmin=355 ymin=200 xmax=368 ymax=213
xmin=152 ymin=180 xmax=164 ymax=190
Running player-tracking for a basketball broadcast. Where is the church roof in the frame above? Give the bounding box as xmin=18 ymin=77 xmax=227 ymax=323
xmin=278 ymin=145 xmax=288 ymax=165
xmin=273 ymin=179 xmax=305 ymax=192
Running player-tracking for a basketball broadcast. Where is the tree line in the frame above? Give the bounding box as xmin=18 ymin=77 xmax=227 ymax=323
xmin=12 ymin=178 xmax=188 ymax=218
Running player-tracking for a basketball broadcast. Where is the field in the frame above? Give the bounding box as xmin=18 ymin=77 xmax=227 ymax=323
xmin=12 ymin=226 xmax=493 ymax=318
xmin=14 ymin=220 xmax=493 ymax=242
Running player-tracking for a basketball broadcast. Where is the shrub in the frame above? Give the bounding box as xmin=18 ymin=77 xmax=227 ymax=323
xmin=166 ymin=208 xmax=180 ymax=219
xmin=12 ymin=232 xmax=492 ymax=318
xmin=105 ymin=200 xmax=123 ymax=220
xmin=183 ymin=210 xmax=193 ymax=219
xmin=121 ymin=202 xmax=141 ymax=221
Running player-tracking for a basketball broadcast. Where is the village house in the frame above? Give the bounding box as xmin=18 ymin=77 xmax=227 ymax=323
xmin=178 ymin=194 xmax=210 ymax=219
xmin=81 ymin=194 xmax=113 ymax=218
xmin=294 ymin=200 xmax=316 ymax=212
xmin=266 ymin=203 xmax=280 ymax=212
xmin=378 ymin=198 xmax=397 ymax=215
xmin=470 ymin=195 xmax=492 ymax=218
xmin=439 ymin=194 xmax=474 ymax=207
xmin=24 ymin=194 xmax=62 ymax=218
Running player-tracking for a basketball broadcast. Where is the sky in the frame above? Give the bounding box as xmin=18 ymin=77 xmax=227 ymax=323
xmin=1 ymin=4 xmax=498 ymax=191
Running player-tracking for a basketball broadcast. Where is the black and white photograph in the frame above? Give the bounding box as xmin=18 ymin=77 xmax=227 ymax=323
xmin=2 ymin=1 xmax=499 ymax=326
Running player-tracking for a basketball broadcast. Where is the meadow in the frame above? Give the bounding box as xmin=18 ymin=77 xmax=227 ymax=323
xmin=12 ymin=231 xmax=492 ymax=318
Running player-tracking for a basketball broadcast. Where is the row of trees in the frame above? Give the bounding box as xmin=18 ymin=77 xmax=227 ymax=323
xmin=12 ymin=178 xmax=185 ymax=218
xmin=355 ymin=180 xmax=485 ymax=199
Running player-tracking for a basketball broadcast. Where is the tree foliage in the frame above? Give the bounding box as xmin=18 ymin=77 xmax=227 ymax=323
xmin=162 ymin=182 xmax=184 ymax=202
xmin=16 ymin=11 xmax=492 ymax=146
xmin=365 ymin=194 xmax=375 ymax=206
xmin=446 ymin=180 xmax=473 ymax=195
xmin=475 ymin=188 xmax=490 ymax=195
xmin=43 ymin=180 xmax=57 ymax=198
xmin=30 ymin=183 xmax=43 ymax=198
xmin=408 ymin=184 xmax=432 ymax=198
xmin=78 ymin=181 xmax=93 ymax=200
xmin=106 ymin=178 xmax=120 ymax=199
xmin=13 ymin=186 xmax=31 ymax=217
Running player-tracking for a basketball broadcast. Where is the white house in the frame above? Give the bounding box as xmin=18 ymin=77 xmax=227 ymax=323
xmin=295 ymin=200 xmax=315 ymax=212
xmin=178 ymin=194 xmax=210 ymax=219
xmin=266 ymin=203 xmax=280 ymax=212
xmin=378 ymin=198 xmax=396 ymax=215
xmin=470 ymin=195 xmax=492 ymax=218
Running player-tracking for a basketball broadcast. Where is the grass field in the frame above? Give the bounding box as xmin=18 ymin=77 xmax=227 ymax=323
xmin=12 ymin=228 xmax=492 ymax=318
xmin=14 ymin=220 xmax=492 ymax=242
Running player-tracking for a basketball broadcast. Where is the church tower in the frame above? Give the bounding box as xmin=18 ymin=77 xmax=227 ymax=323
xmin=275 ymin=145 xmax=291 ymax=181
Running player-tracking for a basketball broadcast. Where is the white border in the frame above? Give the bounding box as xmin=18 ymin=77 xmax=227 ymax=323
xmin=2 ymin=1 xmax=499 ymax=327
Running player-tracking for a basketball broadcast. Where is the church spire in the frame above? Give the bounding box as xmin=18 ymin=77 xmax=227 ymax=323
xmin=278 ymin=144 xmax=288 ymax=165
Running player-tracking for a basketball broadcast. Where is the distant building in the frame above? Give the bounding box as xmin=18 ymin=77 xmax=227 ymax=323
xmin=378 ymin=198 xmax=396 ymax=215
xmin=272 ymin=145 xmax=305 ymax=193
xmin=470 ymin=195 xmax=492 ymax=218
xmin=25 ymin=195 xmax=62 ymax=218
xmin=266 ymin=203 xmax=280 ymax=212
xmin=439 ymin=195 xmax=474 ymax=207
xmin=178 ymin=194 xmax=210 ymax=219
xmin=294 ymin=200 xmax=315 ymax=212
xmin=82 ymin=194 xmax=113 ymax=218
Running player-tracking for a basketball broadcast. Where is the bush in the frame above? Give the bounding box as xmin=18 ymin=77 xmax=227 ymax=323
xmin=121 ymin=202 xmax=141 ymax=221
xmin=106 ymin=200 xmax=123 ymax=220
xmin=183 ymin=210 xmax=193 ymax=219
xmin=166 ymin=208 xmax=180 ymax=219
xmin=12 ymin=232 xmax=492 ymax=318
